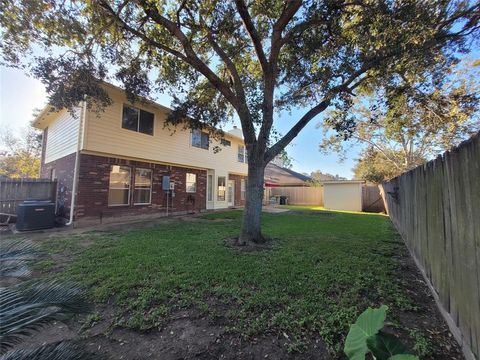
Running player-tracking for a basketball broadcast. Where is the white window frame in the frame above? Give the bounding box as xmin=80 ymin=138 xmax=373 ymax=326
xmin=238 ymin=145 xmax=248 ymax=163
xmin=108 ymin=165 xmax=131 ymax=207
xmin=186 ymin=173 xmax=197 ymax=193
xmin=133 ymin=168 xmax=153 ymax=205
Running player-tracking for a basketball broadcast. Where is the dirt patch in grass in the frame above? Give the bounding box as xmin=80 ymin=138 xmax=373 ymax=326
xmin=203 ymin=218 xmax=234 ymax=222
xmin=387 ymin=252 xmax=464 ymax=360
xmin=11 ymin=303 xmax=331 ymax=360
xmin=223 ymin=236 xmax=274 ymax=251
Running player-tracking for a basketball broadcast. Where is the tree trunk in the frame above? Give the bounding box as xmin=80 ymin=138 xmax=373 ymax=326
xmin=239 ymin=159 xmax=266 ymax=244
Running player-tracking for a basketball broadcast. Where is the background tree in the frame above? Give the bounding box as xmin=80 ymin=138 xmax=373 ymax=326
xmin=306 ymin=170 xmax=346 ymax=186
xmin=319 ymin=62 xmax=480 ymax=183
xmin=351 ymin=147 xmax=413 ymax=183
xmin=1 ymin=0 xmax=479 ymax=243
xmin=0 ymin=127 xmax=42 ymax=179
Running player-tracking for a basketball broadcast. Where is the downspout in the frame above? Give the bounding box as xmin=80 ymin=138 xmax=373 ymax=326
xmin=66 ymin=101 xmax=86 ymax=226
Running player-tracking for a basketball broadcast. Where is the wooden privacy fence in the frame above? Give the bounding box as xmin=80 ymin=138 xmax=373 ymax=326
xmin=362 ymin=184 xmax=385 ymax=213
xmin=268 ymin=186 xmax=324 ymax=206
xmin=0 ymin=178 xmax=57 ymax=215
xmin=380 ymin=133 xmax=480 ymax=360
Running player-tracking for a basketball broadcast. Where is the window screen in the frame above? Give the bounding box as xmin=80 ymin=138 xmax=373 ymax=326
xmin=134 ymin=168 xmax=152 ymax=204
xmin=186 ymin=173 xmax=197 ymax=193
xmin=108 ymin=165 xmax=131 ymax=206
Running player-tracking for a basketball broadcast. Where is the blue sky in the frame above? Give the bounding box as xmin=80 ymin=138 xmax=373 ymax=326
xmin=0 ymin=64 xmax=360 ymax=178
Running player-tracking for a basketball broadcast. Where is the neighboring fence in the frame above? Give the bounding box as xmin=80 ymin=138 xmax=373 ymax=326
xmin=362 ymin=184 xmax=385 ymax=213
xmin=380 ymin=133 xmax=480 ymax=360
xmin=267 ymin=186 xmax=324 ymax=206
xmin=0 ymin=178 xmax=57 ymax=215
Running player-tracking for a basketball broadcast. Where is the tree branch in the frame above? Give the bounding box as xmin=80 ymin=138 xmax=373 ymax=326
xmin=265 ymin=67 xmax=372 ymax=162
xmin=351 ymin=135 xmax=403 ymax=170
xmin=234 ymin=0 xmax=269 ymax=72
xmin=98 ymin=1 xmax=188 ymax=62
xmin=205 ymin=31 xmax=243 ymax=99
xmin=265 ymin=99 xmax=331 ymax=163
xmin=204 ymin=30 xmax=258 ymax=145
xmin=258 ymin=0 xmax=302 ymax=149
xmin=269 ymin=0 xmax=302 ymax=64
xmin=134 ymin=0 xmax=239 ymax=107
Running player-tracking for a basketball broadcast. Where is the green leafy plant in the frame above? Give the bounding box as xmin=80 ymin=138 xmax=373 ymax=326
xmin=344 ymin=305 xmax=419 ymax=360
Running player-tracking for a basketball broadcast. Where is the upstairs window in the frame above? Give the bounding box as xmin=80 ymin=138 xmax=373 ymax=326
xmin=191 ymin=129 xmax=209 ymax=150
xmin=186 ymin=173 xmax=197 ymax=193
xmin=220 ymin=138 xmax=231 ymax=146
xmin=238 ymin=145 xmax=248 ymax=163
xmin=122 ymin=105 xmax=154 ymax=135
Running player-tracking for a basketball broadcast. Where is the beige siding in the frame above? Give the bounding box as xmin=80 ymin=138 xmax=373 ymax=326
xmin=83 ymin=87 xmax=248 ymax=177
xmin=45 ymin=108 xmax=81 ymax=163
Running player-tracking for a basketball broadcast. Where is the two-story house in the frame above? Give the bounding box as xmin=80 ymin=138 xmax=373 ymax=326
xmin=33 ymin=82 xmax=248 ymax=226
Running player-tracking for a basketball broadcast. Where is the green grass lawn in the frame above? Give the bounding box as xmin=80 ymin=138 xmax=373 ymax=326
xmin=49 ymin=207 xmax=421 ymax=355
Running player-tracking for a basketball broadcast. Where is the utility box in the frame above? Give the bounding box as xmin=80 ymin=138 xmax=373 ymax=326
xmin=16 ymin=200 xmax=55 ymax=231
xmin=162 ymin=176 xmax=171 ymax=191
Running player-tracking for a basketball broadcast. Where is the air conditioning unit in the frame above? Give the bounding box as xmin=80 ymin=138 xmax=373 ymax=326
xmin=16 ymin=200 xmax=55 ymax=231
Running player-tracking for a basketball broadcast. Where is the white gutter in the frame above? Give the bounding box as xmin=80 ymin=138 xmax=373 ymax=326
xmin=66 ymin=101 xmax=86 ymax=226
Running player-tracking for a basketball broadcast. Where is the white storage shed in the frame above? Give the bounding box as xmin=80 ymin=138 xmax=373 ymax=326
xmin=323 ymin=181 xmax=364 ymax=212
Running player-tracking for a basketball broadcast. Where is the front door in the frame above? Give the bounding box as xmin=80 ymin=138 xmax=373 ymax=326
xmin=227 ymin=180 xmax=235 ymax=207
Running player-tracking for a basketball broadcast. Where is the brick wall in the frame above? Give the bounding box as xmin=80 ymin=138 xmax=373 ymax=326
xmin=40 ymin=151 xmax=76 ymax=219
xmin=228 ymin=174 xmax=247 ymax=207
xmin=76 ymin=153 xmax=207 ymax=222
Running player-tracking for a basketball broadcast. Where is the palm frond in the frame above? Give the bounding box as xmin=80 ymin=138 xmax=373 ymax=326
xmin=0 ymin=281 xmax=90 ymax=353
xmin=0 ymin=341 xmax=102 ymax=360
xmin=0 ymin=240 xmax=37 ymax=278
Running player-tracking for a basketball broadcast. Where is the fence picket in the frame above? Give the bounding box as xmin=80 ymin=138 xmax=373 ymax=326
xmin=380 ymin=133 xmax=480 ymax=359
xmin=0 ymin=178 xmax=57 ymax=215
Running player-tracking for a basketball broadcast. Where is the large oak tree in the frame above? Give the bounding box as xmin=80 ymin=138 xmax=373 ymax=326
xmin=1 ymin=0 xmax=479 ymax=243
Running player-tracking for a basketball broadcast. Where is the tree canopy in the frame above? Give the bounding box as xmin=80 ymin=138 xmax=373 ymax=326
xmin=305 ymin=170 xmax=347 ymax=186
xmin=0 ymin=127 xmax=42 ymax=179
xmin=2 ymin=1 xmax=479 ymax=154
